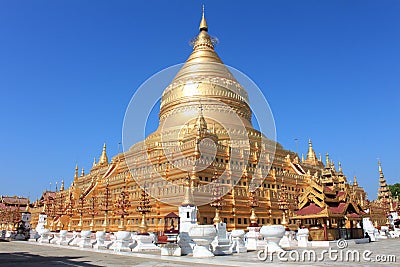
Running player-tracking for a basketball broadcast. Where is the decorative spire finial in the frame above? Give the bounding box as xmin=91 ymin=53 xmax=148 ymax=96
xmin=25 ymin=201 xmax=31 ymax=213
xmin=74 ymin=164 xmax=79 ymax=180
xmin=194 ymin=103 xmax=208 ymax=134
xmin=81 ymin=167 xmax=85 ymax=177
xmin=99 ymin=143 xmax=108 ymax=165
xmin=378 ymin=159 xmax=382 ymax=173
xmin=60 ymin=180 xmax=64 ymax=191
xmin=199 ymin=5 xmax=208 ymax=31
xmin=305 ymin=139 xmax=318 ymax=165
xmin=325 ymin=153 xmax=330 ymax=168
xmin=353 ymin=176 xmax=358 ymax=187
xmin=182 ymin=173 xmax=195 ymax=206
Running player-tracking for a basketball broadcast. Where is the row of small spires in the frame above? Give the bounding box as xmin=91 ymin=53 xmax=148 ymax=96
xmin=299 ymin=139 xmax=343 ymax=170
xmin=73 ymin=143 xmax=109 ymax=179
xmin=296 ymin=139 xmax=394 ymax=189
xmin=44 ymin=143 xmax=109 ymax=193
xmin=46 ymin=137 xmax=387 ymax=193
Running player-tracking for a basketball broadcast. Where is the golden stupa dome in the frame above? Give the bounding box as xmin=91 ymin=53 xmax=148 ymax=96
xmin=158 ymin=8 xmax=253 ymax=133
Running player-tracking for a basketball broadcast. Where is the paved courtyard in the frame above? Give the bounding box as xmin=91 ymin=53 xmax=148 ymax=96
xmin=0 ymin=239 xmax=399 ymax=266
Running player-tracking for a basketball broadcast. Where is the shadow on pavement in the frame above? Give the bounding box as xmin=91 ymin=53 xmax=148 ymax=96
xmin=0 ymin=251 xmax=101 ymax=267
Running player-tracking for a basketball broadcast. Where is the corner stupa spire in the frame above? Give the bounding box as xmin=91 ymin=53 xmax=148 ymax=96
xmin=99 ymin=143 xmax=108 ymax=165
xmin=199 ymin=5 xmax=208 ymax=32
xmin=182 ymin=173 xmax=195 ymax=206
xmin=25 ymin=201 xmax=31 ymax=213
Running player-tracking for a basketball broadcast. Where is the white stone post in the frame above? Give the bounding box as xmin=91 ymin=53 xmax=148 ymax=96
xmin=297 ymin=228 xmax=310 ymax=247
xmin=178 ymin=204 xmax=197 ymax=255
xmin=230 ymin=229 xmax=247 ymax=253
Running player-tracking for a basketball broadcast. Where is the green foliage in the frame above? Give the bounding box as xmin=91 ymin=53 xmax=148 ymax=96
xmin=389 ymin=183 xmax=400 ymax=198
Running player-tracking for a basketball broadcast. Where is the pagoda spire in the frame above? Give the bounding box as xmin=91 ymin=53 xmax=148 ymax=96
xmin=191 ymin=5 xmax=216 ymax=51
xmin=353 ymin=176 xmax=358 ymax=187
xmin=194 ymin=104 xmax=208 ymax=134
xmin=325 ymin=153 xmax=330 ymax=168
xmin=338 ymin=162 xmax=343 ymax=173
xmin=377 ymin=160 xmax=392 ymax=200
xmin=99 ymin=143 xmax=108 ymax=165
xmin=81 ymin=167 xmax=85 ymax=177
xmin=199 ymin=5 xmax=208 ymax=31
xmin=74 ymin=164 xmax=79 ymax=180
xmin=304 ymin=139 xmax=318 ymax=165
xmin=60 ymin=180 xmax=64 ymax=191
xmin=92 ymin=157 xmax=97 ymax=168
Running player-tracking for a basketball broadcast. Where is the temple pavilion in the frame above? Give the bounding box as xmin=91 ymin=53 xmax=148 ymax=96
xmin=26 ymin=8 xmax=397 ymax=240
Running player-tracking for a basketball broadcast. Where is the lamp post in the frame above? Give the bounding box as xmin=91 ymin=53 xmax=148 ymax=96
xmin=55 ymin=190 xmax=66 ymax=230
xmin=77 ymin=195 xmax=84 ymax=230
xmin=278 ymin=177 xmax=289 ymax=226
xmin=86 ymin=193 xmax=98 ymax=232
xmin=66 ymin=190 xmax=74 ymax=231
xmin=136 ymin=187 xmax=152 ymax=234
xmin=100 ymin=178 xmax=111 ymax=232
xmin=210 ymin=169 xmax=224 ymax=225
xmin=44 ymin=194 xmax=55 ymax=231
xmin=248 ymin=189 xmax=259 ymax=227
xmin=114 ymin=178 xmax=130 ymax=231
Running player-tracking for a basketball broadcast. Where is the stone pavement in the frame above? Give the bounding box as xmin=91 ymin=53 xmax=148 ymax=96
xmin=0 ymin=239 xmax=399 ymax=266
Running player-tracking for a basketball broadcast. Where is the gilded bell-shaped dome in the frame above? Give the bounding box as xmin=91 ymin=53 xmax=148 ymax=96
xmin=158 ymin=9 xmax=253 ymax=134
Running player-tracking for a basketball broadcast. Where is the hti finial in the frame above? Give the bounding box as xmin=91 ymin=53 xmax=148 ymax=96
xmin=199 ymin=5 xmax=208 ymax=31
xmin=378 ymin=159 xmax=382 ymax=172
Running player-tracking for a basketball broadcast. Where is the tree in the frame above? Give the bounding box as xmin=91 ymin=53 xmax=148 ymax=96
xmin=389 ymin=183 xmax=400 ymax=198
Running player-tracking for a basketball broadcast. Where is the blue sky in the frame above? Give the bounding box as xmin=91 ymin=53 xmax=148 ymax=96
xmin=0 ymin=0 xmax=399 ymax=200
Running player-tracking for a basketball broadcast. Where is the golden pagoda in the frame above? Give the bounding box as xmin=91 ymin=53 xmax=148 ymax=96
xmin=368 ymin=160 xmax=396 ymax=227
xmin=28 ymin=8 xmax=389 ymax=240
